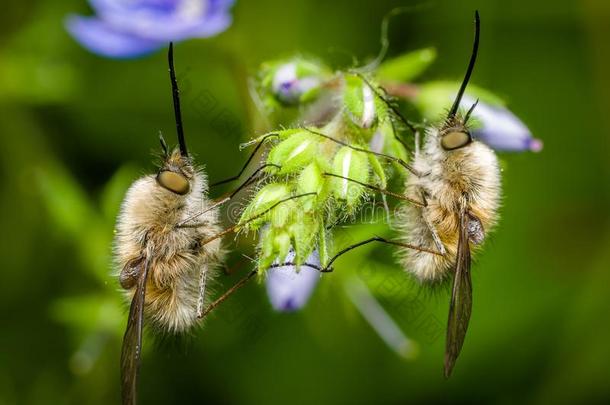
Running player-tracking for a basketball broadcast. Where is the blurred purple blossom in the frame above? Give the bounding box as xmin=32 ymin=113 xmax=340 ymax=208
xmin=272 ymin=63 xmax=321 ymax=105
xmin=66 ymin=0 xmax=235 ymax=58
xmin=265 ymin=249 xmax=321 ymax=312
xmin=464 ymin=95 xmax=543 ymax=152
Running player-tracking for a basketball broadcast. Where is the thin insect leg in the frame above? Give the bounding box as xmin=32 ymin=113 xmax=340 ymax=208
xmin=210 ymin=133 xmax=280 ymax=187
xmin=322 ymin=172 xmax=425 ymax=206
xmin=268 ymin=237 xmax=443 ymax=274
xmin=196 ymin=267 xmax=208 ymax=318
xmin=199 ymin=270 xmax=257 ymax=319
xmin=325 ymin=236 xmax=443 ymax=270
xmin=352 ymin=72 xmax=419 ymax=136
xmin=303 ymin=127 xmax=421 ymax=177
xmin=177 ymin=163 xmax=281 ymax=228
xmin=198 ymin=192 xmax=317 ymax=246
xmin=389 ymin=119 xmax=413 ymax=156
xmin=415 ymin=188 xmax=446 ymax=254
xmin=422 ymin=213 xmax=447 ymax=255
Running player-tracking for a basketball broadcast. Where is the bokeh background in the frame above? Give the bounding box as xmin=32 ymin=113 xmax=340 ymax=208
xmin=1 ymin=0 xmax=610 ymax=404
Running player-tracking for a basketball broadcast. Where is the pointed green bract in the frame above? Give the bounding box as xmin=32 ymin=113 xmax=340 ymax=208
xmin=377 ymin=47 xmax=437 ymax=82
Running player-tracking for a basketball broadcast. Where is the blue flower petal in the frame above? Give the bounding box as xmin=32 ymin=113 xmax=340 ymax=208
xmin=66 ymin=15 xmax=163 ymax=58
xmin=464 ymin=95 xmax=543 ymax=152
xmin=88 ymin=0 xmax=233 ymax=42
xmin=265 ymin=250 xmax=321 ymax=312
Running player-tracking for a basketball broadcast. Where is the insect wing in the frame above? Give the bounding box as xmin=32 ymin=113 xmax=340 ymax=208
xmin=444 ymin=206 xmax=473 ymax=378
xmin=120 ymin=256 xmax=151 ymax=405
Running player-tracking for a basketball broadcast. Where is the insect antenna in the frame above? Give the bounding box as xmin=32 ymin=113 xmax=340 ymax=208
xmin=158 ymin=132 xmax=169 ymax=158
xmin=463 ymin=98 xmax=479 ymax=124
xmin=168 ymin=42 xmax=188 ymax=157
xmin=447 ymin=11 xmax=480 ymax=120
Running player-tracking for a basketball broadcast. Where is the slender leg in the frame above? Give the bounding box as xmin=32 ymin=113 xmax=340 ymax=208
xmin=197 ymin=192 xmax=317 ymax=246
xmin=322 ymin=172 xmax=425 ymax=207
xmin=417 ymin=189 xmax=447 ymax=255
xmin=210 ymin=133 xmax=279 ymax=187
xmin=303 ymin=127 xmax=421 ymax=177
xmin=268 ymin=236 xmax=443 ymax=274
xmin=352 ymin=72 xmax=420 ymax=139
xmin=198 ymin=270 xmax=257 ymax=319
xmin=177 ymin=162 xmax=281 ymax=228
xmin=196 ymin=266 xmax=208 ymax=318
xmin=196 ymin=235 xmax=444 ymax=319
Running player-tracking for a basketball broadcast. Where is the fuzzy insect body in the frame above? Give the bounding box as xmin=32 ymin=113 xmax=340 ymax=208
xmin=114 ymin=149 xmax=223 ymax=333
xmin=399 ymin=122 xmax=501 ymax=282
xmin=114 ymin=43 xmax=226 ymax=405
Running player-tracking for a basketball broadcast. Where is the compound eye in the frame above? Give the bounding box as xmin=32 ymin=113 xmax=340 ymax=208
xmin=157 ymin=171 xmax=190 ymax=195
xmin=441 ymin=131 xmax=471 ymax=150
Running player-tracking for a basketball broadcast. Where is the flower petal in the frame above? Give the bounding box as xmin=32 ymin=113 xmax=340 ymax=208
xmin=65 ymin=15 xmax=162 ymax=58
xmin=464 ymin=95 xmax=543 ymax=152
xmin=89 ymin=0 xmax=233 ymax=42
xmin=265 ymin=249 xmax=321 ymax=312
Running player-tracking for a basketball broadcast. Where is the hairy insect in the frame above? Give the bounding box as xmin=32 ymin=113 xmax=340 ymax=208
xmin=113 ymin=44 xmax=223 ymax=405
xmin=398 ymin=11 xmax=500 ymax=378
xmin=260 ymin=11 xmax=499 ymax=378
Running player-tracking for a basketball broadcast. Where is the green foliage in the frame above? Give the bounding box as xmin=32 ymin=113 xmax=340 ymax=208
xmin=376 ymin=47 xmax=437 ymax=82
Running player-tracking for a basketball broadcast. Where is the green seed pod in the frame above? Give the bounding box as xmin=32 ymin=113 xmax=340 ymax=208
xmin=368 ymin=154 xmax=387 ymax=189
xmin=330 ymin=146 xmax=369 ymax=207
xmin=289 ymin=213 xmax=319 ymax=265
xmin=343 ymin=74 xmax=378 ymax=129
xmin=297 ymin=162 xmax=330 ymax=210
xmin=267 ymin=131 xmax=319 ymax=174
xmin=239 ymin=183 xmax=291 ymax=230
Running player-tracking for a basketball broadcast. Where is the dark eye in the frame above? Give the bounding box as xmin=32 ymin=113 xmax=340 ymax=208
xmin=157 ymin=171 xmax=190 ymax=195
xmin=441 ymin=131 xmax=471 ymax=150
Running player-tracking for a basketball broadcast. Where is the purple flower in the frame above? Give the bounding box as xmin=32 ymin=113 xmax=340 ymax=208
xmin=265 ymin=249 xmax=321 ymax=312
xmin=271 ymin=62 xmax=321 ymax=105
xmin=66 ymin=0 xmax=234 ymax=58
xmin=463 ymin=95 xmax=543 ymax=152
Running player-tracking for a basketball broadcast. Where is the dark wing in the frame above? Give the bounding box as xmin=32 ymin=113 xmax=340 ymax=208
xmin=444 ymin=204 xmax=473 ymax=378
xmin=120 ymin=256 xmax=150 ymax=405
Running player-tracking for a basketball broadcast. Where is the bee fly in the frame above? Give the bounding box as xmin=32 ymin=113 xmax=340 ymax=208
xmin=398 ymin=11 xmax=501 ymax=377
xmin=267 ymin=11 xmax=500 ymax=378
xmin=113 ymin=43 xmax=315 ymax=405
xmin=113 ymin=43 xmax=224 ymax=404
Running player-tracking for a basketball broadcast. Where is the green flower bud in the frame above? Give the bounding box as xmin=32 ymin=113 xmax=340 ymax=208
xmin=343 ymin=74 xmax=378 ymax=129
xmin=260 ymin=57 xmax=331 ymax=108
xmin=273 ymin=231 xmax=291 ymax=263
xmin=297 ymin=162 xmax=329 ymax=210
xmin=289 ymin=213 xmax=319 ymax=264
xmin=267 ymin=131 xmax=319 ymax=174
xmin=239 ymin=183 xmax=291 ymax=230
xmin=330 ymin=146 xmax=369 ymax=207
xmin=368 ymin=154 xmax=387 ymax=189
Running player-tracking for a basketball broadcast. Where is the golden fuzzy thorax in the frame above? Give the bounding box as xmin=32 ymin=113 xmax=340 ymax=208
xmin=399 ymin=127 xmax=501 ymax=282
xmin=114 ymin=149 xmax=223 ymax=333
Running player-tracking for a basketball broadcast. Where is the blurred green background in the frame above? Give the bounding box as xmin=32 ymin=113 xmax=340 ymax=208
xmin=1 ymin=0 xmax=610 ymax=404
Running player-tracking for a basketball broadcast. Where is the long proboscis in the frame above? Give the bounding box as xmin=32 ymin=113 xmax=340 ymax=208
xmin=168 ymin=42 xmax=188 ymax=157
xmin=447 ymin=11 xmax=481 ymax=120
